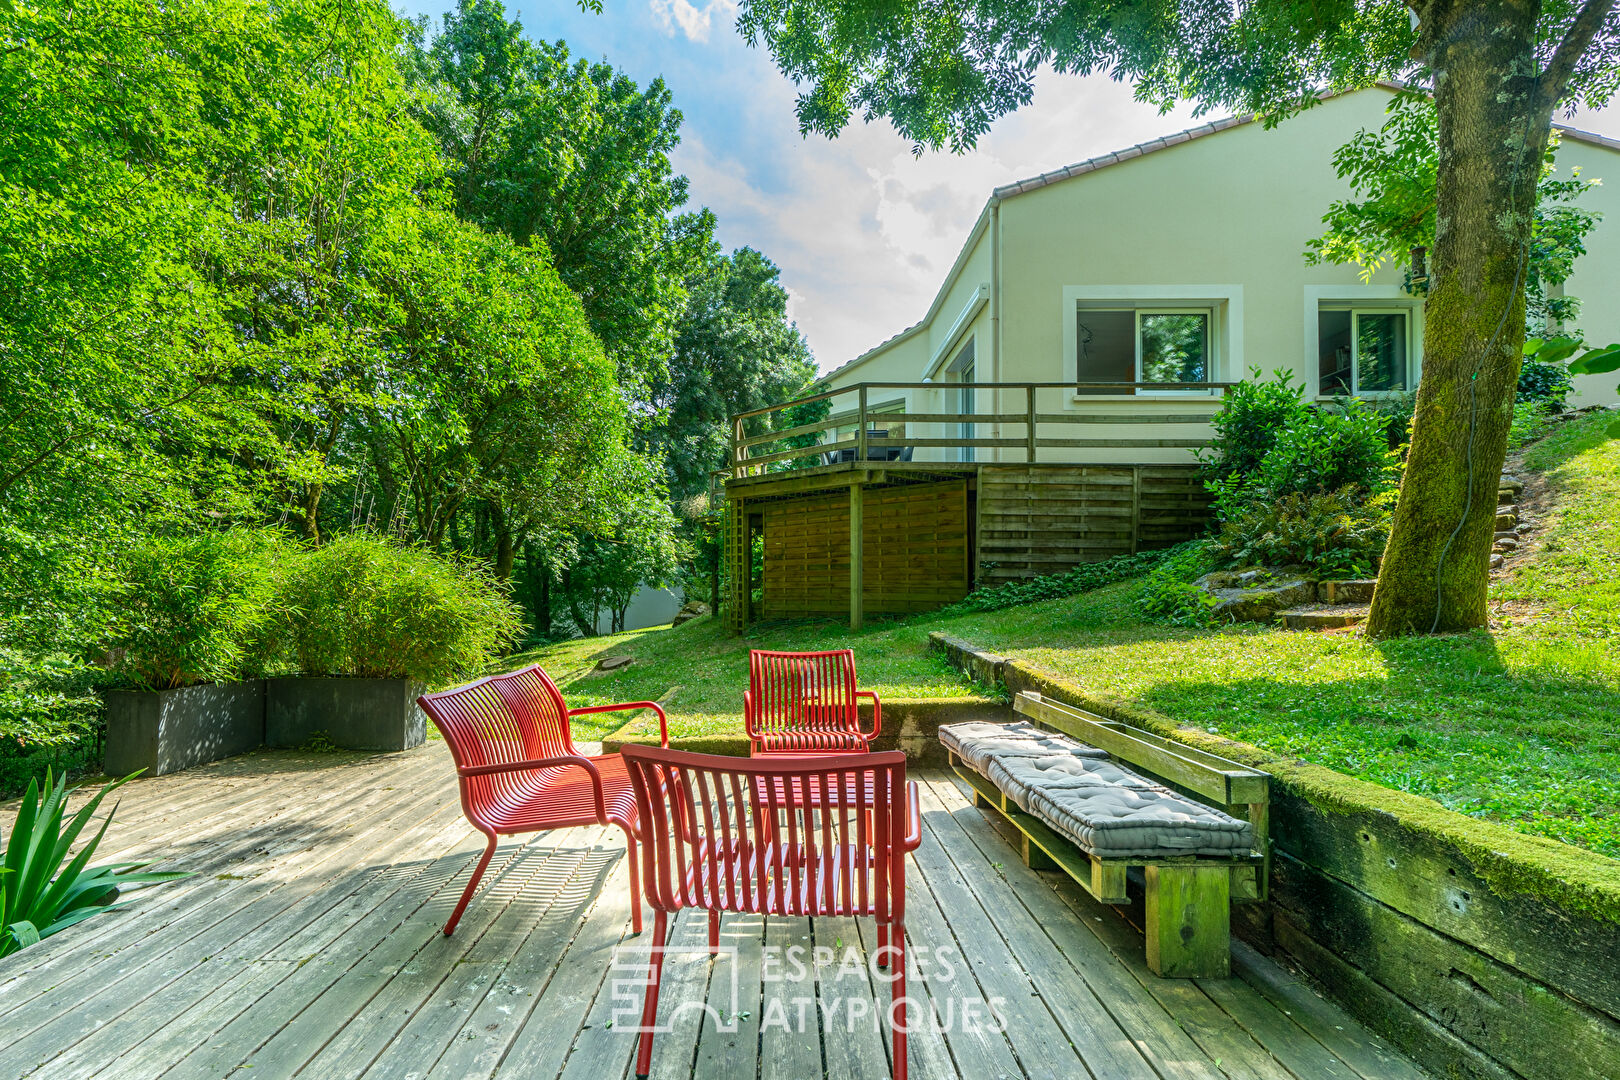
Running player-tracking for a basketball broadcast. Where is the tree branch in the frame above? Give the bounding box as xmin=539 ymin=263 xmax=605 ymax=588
xmin=1540 ymin=0 xmax=1618 ymax=107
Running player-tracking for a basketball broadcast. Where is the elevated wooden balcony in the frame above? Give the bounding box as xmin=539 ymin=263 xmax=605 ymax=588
xmin=720 ymin=382 xmax=1228 ymax=631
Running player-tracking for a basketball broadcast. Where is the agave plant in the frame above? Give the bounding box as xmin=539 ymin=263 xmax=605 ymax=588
xmin=1 ymin=769 xmax=190 ymax=959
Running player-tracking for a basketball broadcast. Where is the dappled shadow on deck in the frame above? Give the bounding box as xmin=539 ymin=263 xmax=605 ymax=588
xmin=0 ymin=746 xmax=1426 ymax=1079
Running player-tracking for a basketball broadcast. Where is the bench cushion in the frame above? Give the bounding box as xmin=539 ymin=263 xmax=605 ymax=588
xmin=938 ymin=720 xmax=1108 ymax=775
xmin=943 ymin=722 xmax=1254 ymax=860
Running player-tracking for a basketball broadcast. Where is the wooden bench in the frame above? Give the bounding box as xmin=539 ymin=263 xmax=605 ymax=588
xmin=945 ymin=691 xmax=1270 ymax=978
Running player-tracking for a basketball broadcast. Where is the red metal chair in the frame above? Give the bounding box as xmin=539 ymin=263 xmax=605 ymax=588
xmin=744 ymin=648 xmax=880 ymax=755
xmin=417 ymin=664 xmax=667 ymax=937
xmin=620 ymin=745 xmax=921 ymax=1080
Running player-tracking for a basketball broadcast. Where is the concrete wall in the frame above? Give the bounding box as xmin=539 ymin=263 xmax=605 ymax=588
xmin=823 ymin=86 xmax=1620 ymax=468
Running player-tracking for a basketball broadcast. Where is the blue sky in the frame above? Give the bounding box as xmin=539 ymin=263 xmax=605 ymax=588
xmin=395 ymin=0 xmax=1620 ymax=373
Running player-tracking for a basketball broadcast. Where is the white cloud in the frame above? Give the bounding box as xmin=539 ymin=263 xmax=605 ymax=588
xmin=675 ymin=71 xmax=1207 ymax=370
xmin=648 ymin=0 xmax=737 ymax=43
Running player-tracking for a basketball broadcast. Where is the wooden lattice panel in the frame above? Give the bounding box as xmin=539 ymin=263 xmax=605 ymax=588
xmin=759 ymin=480 xmax=970 ymax=619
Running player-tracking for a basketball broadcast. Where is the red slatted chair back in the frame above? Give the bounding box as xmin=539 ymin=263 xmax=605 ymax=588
xmin=621 ymin=745 xmax=908 ymax=921
xmin=748 ymin=649 xmax=861 ymax=751
xmin=418 ymin=664 xmax=578 ymax=805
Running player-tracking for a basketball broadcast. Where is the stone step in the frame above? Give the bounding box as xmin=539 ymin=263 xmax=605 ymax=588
xmin=1495 ymin=510 xmax=1518 ymax=529
xmin=1278 ymin=605 xmax=1369 ymax=631
xmin=1319 ymin=579 xmax=1376 ymax=604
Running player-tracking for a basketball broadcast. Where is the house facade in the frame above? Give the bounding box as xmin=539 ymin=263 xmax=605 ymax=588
xmin=722 ymin=87 xmax=1620 ymax=631
xmin=818 ymin=84 xmax=1620 ymax=467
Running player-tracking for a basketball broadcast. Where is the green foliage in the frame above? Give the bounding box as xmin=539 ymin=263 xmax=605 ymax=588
xmin=406 ymin=0 xmax=711 ymax=400
xmin=1211 ymin=489 xmax=1394 ymax=577
xmin=1509 ymin=399 xmax=1555 ymax=449
xmin=1249 ymin=400 xmax=1396 ymax=502
xmin=934 ymin=548 xmax=1175 ymax=617
xmin=105 ymin=530 xmax=291 ymax=692
xmin=1136 ymin=542 xmax=1220 ymax=626
xmin=1198 ymin=368 xmax=1309 ymax=482
xmin=1208 ymin=394 xmax=1395 ymax=521
xmin=1517 ymin=359 xmax=1574 ymax=408
xmin=0 ymin=652 xmax=105 ymax=799
xmin=272 ymin=535 xmax=522 ymax=684
xmin=1 ymin=770 xmax=190 ymax=958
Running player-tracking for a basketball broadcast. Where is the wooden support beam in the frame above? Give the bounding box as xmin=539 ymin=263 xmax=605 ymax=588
xmin=1145 ymin=864 xmax=1231 ymax=978
xmin=848 ymin=480 xmax=863 ymax=631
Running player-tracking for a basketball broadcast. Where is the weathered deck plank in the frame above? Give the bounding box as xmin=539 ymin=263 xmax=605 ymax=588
xmin=0 ymin=746 xmax=1429 ymax=1080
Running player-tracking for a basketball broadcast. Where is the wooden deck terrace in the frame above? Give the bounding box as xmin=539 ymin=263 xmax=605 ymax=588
xmin=0 ymin=743 xmax=1428 ymax=1080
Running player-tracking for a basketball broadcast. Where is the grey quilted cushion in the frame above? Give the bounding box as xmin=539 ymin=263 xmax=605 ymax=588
xmin=986 ymin=752 xmax=1155 ymax=812
xmin=938 ymin=720 xmax=1108 ymax=775
xmin=1028 ymin=780 xmax=1254 ymax=858
xmin=942 ymin=721 xmax=1255 ymax=859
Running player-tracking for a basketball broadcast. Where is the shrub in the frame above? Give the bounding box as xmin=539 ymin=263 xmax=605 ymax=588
xmin=105 ymin=530 xmax=289 ymax=692
xmin=0 ymin=770 xmax=189 ymax=958
xmin=1209 ymin=399 xmax=1396 ymax=520
xmin=0 ymin=651 xmax=105 ymax=799
xmin=1508 ymin=398 xmax=1555 ymax=449
xmin=1517 ymin=358 xmax=1573 ymax=410
xmin=273 ymin=535 xmax=521 ymax=684
xmin=1198 ymin=368 xmax=1308 ymax=482
xmin=935 ymin=547 xmax=1174 ymax=617
xmin=1136 ymin=541 xmax=1220 ymax=626
xmin=1210 ymin=488 xmax=1393 ymax=578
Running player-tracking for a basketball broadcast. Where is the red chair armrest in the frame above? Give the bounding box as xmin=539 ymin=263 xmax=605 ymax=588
xmin=855 ymin=690 xmax=881 ymax=741
xmin=743 ymin=690 xmax=759 ymax=742
xmin=902 ymin=781 xmax=922 ymax=852
xmin=457 ymin=755 xmax=606 ymax=819
xmin=568 ymin=701 xmax=669 ymax=748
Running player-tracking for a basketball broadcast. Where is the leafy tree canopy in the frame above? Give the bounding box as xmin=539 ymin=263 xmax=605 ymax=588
xmin=407 ymin=0 xmax=716 ymax=401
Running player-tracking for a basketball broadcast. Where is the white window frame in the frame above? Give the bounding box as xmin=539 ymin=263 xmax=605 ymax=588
xmin=1062 ymin=285 xmax=1242 ymax=404
xmin=1305 ymin=285 xmax=1422 ymax=400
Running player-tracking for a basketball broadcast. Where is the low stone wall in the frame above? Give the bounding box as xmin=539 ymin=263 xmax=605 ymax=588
xmin=930 ymin=632 xmax=1620 ymax=1080
xmin=602 ymin=695 xmax=1010 ymax=763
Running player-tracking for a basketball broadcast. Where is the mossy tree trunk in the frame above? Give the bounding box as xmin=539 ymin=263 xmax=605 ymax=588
xmin=1366 ymin=0 xmax=1609 ymax=636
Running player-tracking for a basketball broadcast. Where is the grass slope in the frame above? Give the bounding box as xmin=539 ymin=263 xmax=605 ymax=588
xmin=520 ymin=412 xmax=1620 ymax=859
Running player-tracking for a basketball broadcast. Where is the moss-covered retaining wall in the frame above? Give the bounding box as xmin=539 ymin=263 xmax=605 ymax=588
xmin=601 ymin=695 xmax=1009 ymax=766
xmin=930 ymin=632 xmax=1620 ymax=1080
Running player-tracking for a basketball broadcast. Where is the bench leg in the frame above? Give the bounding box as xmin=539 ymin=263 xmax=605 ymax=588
xmin=1144 ymin=864 xmax=1230 ymax=978
xmin=972 ymin=788 xmax=999 ymax=812
xmin=1019 ymin=834 xmax=1057 ymax=871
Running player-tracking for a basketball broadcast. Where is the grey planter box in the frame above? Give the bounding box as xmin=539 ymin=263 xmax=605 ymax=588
xmin=104 ymin=681 xmax=266 ymax=778
xmin=266 ymin=678 xmax=426 ymax=751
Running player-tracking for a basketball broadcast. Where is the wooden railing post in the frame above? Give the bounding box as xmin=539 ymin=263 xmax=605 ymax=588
xmin=733 ymin=416 xmax=746 ymax=477
xmin=849 ymin=480 xmax=864 ymax=631
xmin=857 ymin=385 xmax=869 ymax=464
xmin=1026 ymin=384 xmax=1037 ymax=463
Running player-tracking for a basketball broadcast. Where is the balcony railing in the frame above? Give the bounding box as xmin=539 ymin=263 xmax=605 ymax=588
xmin=725 ymin=380 xmax=1234 ymax=478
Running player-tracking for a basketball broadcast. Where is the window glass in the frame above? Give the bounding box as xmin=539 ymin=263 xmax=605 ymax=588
xmin=1076 ymin=309 xmax=1134 ymax=391
xmin=1140 ymin=313 xmax=1209 ymax=384
xmin=1356 ymin=312 xmax=1407 ymax=391
xmin=1318 ymin=309 xmax=1353 ymax=395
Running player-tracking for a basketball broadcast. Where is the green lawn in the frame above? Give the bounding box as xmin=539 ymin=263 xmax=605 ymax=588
xmin=521 ymin=411 xmax=1620 ymax=859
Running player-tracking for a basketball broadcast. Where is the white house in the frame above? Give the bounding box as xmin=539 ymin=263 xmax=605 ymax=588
xmin=814 ymin=84 xmax=1620 ymax=468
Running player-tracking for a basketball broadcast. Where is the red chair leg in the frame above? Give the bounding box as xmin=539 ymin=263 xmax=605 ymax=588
xmin=622 ymin=826 xmax=643 ymax=935
xmin=876 ymin=921 xmax=888 ymax=968
xmin=636 ymin=909 xmax=670 ymax=1078
xmin=708 ymin=908 xmax=720 ymax=953
xmin=890 ymin=924 xmax=908 ymax=1080
xmin=444 ymin=832 xmax=498 ymax=937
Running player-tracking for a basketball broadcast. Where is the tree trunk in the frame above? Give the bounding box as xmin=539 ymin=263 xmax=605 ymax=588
xmin=489 ymin=503 xmax=516 ymax=580
xmin=709 ymin=530 xmax=721 ymax=614
xmin=1366 ymin=0 xmax=1551 ymax=637
xmin=533 ymin=547 xmax=552 ymax=639
xmin=301 ymin=481 xmax=323 ymax=546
